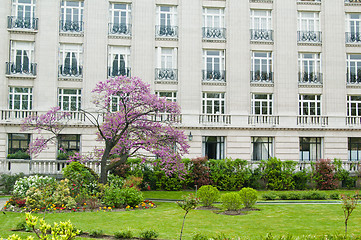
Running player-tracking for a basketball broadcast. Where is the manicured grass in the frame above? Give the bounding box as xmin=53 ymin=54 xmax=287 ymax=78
xmin=1 ymin=202 xmax=360 ymax=240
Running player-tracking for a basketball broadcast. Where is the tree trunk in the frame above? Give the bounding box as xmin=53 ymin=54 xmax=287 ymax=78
xmin=99 ymin=144 xmax=111 ymax=184
xmin=179 ymin=211 xmax=188 ymax=240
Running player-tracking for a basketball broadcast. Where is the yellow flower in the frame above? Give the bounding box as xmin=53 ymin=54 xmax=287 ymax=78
xmin=126 ymin=206 xmax=130 ymax=209
xmin=103 ymin=206 xmax=106 ymax=209
xmin=135 ymin=205 xmax=138 ymax=208
xmin=108 ymin=207 xmax=111 ymax=210
xmin=142 ymin=203 xmax=146 ymax=206
xmin=84 ymin=203 xmax=87 ymax=205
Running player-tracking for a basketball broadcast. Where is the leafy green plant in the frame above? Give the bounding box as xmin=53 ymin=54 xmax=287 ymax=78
xmin=293 ymin=170 xmax=310 ymax=190
xmin=7 ymin=150 xmax=30 ymax=159
xmin=221 ymin=192 xmax=242 ymax=211
xmin=192 ymin=233 xmax=209 ymax=240
xmin=197 ymin=185 xmax=220 ymax=207
xmin=89 ymin=230 xmax=104 ymax=238
xmin=177 ymin=194 xmax=199 ymax=240
xmin=102 ymin=185 xmax=125 ymax=208
xmin=114 ymin=229 xmax=133 ymax=239
xmin=287 ymin=192 xmax=302 ymax=200
xmin=13 ymin=175 xmax=56 ymax=198
xmin=261 ymin=158 xmax=296 ymax=190
xmin=302 ymin=191 xmax=327 ymax=200
xmin=329 ymin=193 xmax=340 ymax=200
xmin=121 ymin=187 xmax=144 ymax=207
xmin=0 ymin=173 xmax=25 ymax=194
xmin=341 ymin=192 xmax=358 ymax=235
xmin=239 ymin=187 xmax=257 ymax=208
xmin=262 ymin=192 xmax=278 ymax=200
xmin=14 ymin=221 xmax=31 ymax=232
xmin=139 ymin=230 xmax=159 ymax=240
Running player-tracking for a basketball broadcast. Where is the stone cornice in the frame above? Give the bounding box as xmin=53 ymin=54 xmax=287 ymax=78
xmin=202 ymin=81 xmax=226 ymax=86
xmin=250 ymin=82 xmax=274 ymax=87
xmin=250 ymin=40 xmax=274 ymax=45
xmin=6 ymin=75 xmax=36 ymax=80
xmin=202 ymin=39 xmax=226 ymax=43
xmin=108 ymin=34 xmax=132 ymax=40
xmin=58 ymin=77 xmax=83 ymax=82
xmin=59 ymin=32 xmax=84 ymax=37
xmin=155 ymin=37 xmax=178 ymax=41
xmin=297 ymin=42 xmax=322 ymax=47
xmin=298 ymin=83 xmax=323 ymax=88
xmin=8 ymin=29 xmax=37 ymax=35
xmin=154 ymin=80 xmax=178 ymax=85
xmin=297 ymin=1 xmax=321 ymax=5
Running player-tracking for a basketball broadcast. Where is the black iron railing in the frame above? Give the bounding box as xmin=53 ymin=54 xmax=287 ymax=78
xmin=202 ymin=70 xmax=226 ymax=82
xmin=346 ymin=32 xmax=361 ymax=43
xmin=108 ymin=23 xmax=132 ymax=36
xmin=59 ymin=20 xmax=83 ymax=33
xmin=202 ymin=27 xmax=226 ymax=40
xmin=297 ymin=31 xmax=322 ymax=43
xmin=155 ymin=68 xmax=178 ymax=80
xmin=59 ymin=65 xmax=83 ymax=77
xmin=108 ymin=67 xmax=131 ymax=78
xmin=155 ymin=25 xmax=178 ymax=38
xmin=7 ymin=16 xmax=38 ymax=30
xmin=298 ymin=72 xmax=323 ymax=84
xmin=250 ymin=71 xmax=273 ymax=83
xmin=6 ymin=62 xmax=37 ymax=76
xmin=250 ymin=29 xmax=273 ymax=41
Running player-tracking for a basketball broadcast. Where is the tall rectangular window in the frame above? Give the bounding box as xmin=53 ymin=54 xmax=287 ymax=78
xmin=298 ymin=53 xmax=322 ymax=83
xmin=299 ymin=95 xmax=321 ymax=116
xmin=10 ymin=0 xmax=37 ymax=30
xmin=298 ymin=12 xmax=321 ymax=42
xmin=58 ymin=89 xmax=81 ymax=111
xmin=346 ymin=13 xmax=361 ymax=43
xmin=203 ymin=8 xmax=225 ymax=39
xmin=250 ymin=10 xmax=272 ymax=41
xmin=156 ymin=5 xmax=178 ymax=38
xmin=156 ymin=91 xmax=177 ymax=102
xmin=8 ymin=133 xmax=31 ymax=155
xmin=202 ymin=92 xmax=225 ymax=114
xmin=8 ymin=41 xmax=35 ymax=75
xmin=155 ymin=47 xmax=177 ymax=80
xmin=59 ymin=44 xmax=83 ymax=77
xmin=202 ymin=136 xmax=225 ymax=160
xmin=251 ymin=94 xmax=273 ymax=115
xmin=251 ymin=52 xmax=273 ymax=82
xmin=58 ymin=134 xmax=80 ymax=153
xmin=347 ymin=54 xmax=361 ymax=84
xmin=108 ymin=46 xmax=131 ymax=78
xmin=9 ymin=87 xmax=33 ymax=110
xmin=60 ymin=0 xmax=84 ymax=32
xmin=349 ymin=137 xmax=361 ymax=161
xmin=203 ymin=50 xmax=225 ymax=82
xmin=252 ymin=137 xmax=273 ymax=161
xmin=347 ymin=95 xmax=361 ymax=117
xmin=109 ymin=3 xmax=131 ymax=35
xmin=299 ymin=137 xmax=322 ymax=161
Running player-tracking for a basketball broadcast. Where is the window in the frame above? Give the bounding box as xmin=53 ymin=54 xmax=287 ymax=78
xmin=346 ymin=13 xmax=361 ymax=43
xmin=252 ymin=137 xmax=273 ymax=161
xmin=9 ymin=87 xmax=33 ymax=110
xmin=202 ymin=136 xmax=225 ymax=160
xmin=251 ymin=94 xmax=273 ymax=115
xmin=9 ymin=0 xmax=37 ymax=30
xmin=58 ymin=89 xmax=81 ymax=111
xmin=203 ymin=8 xmax=225 ymax=39
xmin=59 ymin=44 xmax=83 ymax=77
xmin=298 ymin=12 xmax=321 ymax=42
xmin=156 ymin=5 xmax=178 ymax=37
xmin=60 ymin=0 xmax=84 ymax=32
xmin=250 ymin=10 xmax=272 ymax=41
xmin=156 ymin=91 xmax=177 ymax=102
xmin=203 ymin=50 xmax=225 ymax=81
xmin=347 ymin=54 xmax=361 ymax=84
xmin=349 ymin=137 xmax=361 ymax=161
xmin=299 ymin=137 xmax=322 ymax=161
xmin=108 ymin=46 xmax=131 ymax=78
xmin=251 ymin=52 xmax=273 ymax=82
xmin=299 ymin=95 xmax=321 ymax=116
xmin=109 ymin=3 xmax=131 ymax=35
xmin=8 ymin=133 xmax=30 ymax=155
xmin=58 ymin=134 xmax=80 ymax=153
xmin=7 ymin=41 xmax=36 ymax=75
xmin=202 ymin=92 xmax=225 ymax=115
xmin=155 ymin=47 xmax=177 ymax=80
xmin=298 ymin=53 xmax=322 ymax=83
xmin=347 ymin=95 xmax=361 ymax=117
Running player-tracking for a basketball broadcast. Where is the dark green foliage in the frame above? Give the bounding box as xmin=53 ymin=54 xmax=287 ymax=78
xmin=0 ymin=173 xmax=25 ymax=194
xmin=262 ymin=192 xmax=278 ymax=200
xmin=89 ymin=229 xmax=104 ymax=237
xmin=261 ymin=158 xmax=296 ymax=190
xmin=287 ymin=192 xmax=302 ymax=200
xmin=114 ymin=230 xmax=134 ymax=239
xmin=302 ymin=191 xmax=327 ymax=200
xmin=139 ymin=230 xmax=159 ymax=240
xmin=14 ymin=220 xmax=32 ymax=232
xmin=329 ymin=193 xmax=340 ymax=200
xmin=334 ymin=159 xmax=357 ymax=189
xmin=121 ymin=187 xmax=144 ymax=207
xmin=102 ymin=185 xmax=125 ymax=208
xmin=293 ymin=170 xmax=310 ymax=190
xmin=7 ymin=150 xmax=30 ymax=159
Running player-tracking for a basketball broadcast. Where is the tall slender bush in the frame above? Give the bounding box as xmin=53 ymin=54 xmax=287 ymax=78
xmin=313 ymin=159 xmax=337 ymax=190
xmin=261 ymin=158 xmax=296 ymax=190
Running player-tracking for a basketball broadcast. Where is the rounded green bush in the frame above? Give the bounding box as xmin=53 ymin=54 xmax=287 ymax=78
xmin=197 ymin=185 xmax=220 ymax=207
xmin=239 ymin=187 xmax=257 ymax=208
xmin=221 ymin=192 xmax=242 ymax=211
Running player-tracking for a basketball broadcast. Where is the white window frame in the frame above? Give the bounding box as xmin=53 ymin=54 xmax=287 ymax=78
xmin=156 ymin=91 xmax=177 ymax=103
xmin=203 ymin=8 xmax=224 ymax=28
xmin=109 ymin=3 xmax=131 ymax=26
xmin=108 ymin=45 xmax=131 ymax=77
xmin=156 ymin=5 xmax=177 ymax=27
xmin=202 ymin=136 xmax=225 ymax=160
xmin=156 ymin=47 xmax=177 ymax=69
xmin=10 ymin=41 xmax=34 ymax=73
xmin=59 ymin=43 xmax=83 ymax=75
xmin=202 ymin=92 xmax=225 ymax=115
xmin=299 ymin=95 xmax=321 ymax=116
xmin=250 ymin=10 xmax=272 ymax=30
xmin=12 ymin=0 xmax=36 ymax=19
xmin=251 ymin=51 xmax=273 ymax=75
xmin=8 ymin=87 xmax=33 ymax=110
xmin=60 ymin=0 xmax=84 ymax=31
xmin=251 ymin=94 xmax=273 ymax=115
xmin=347 ymin=54 xmax=361 ymax=82
xmin=298 ymin=53 xmax=321 ymax=75
xmin=58 ymin=88 xmax=82 ymax=111
xmin=347 ymin=95 xmax=361 ymax=117
xmin=300 ymin=137 xmax=322 ymax=161
xmin=203 ymin=50 xmax=225 ymax=73
xmin=251 ymin=137 xmax=274 ymax=161
xmin=298 ymin=11 xmax=320 ymax=32
xmin=346 ymin=13 xmax=361 ymax=34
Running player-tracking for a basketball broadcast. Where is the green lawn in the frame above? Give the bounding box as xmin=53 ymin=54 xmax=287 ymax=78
xmin=1 ymin=202 xmax=360 ymax=240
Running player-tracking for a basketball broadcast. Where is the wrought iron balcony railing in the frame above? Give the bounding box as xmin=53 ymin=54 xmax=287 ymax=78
xmin=108 ymin=67 xmax=131 ymax=78
xmin=6 ymin=62 xmax=37 ymax=76
xmin=250 ymin=71 xmax=273 ymax=83
xmin=297 ymin=31 xmax=322 ymax=43
xmin=59 ymin=20 xmax=84 ymax=33
xmin=298 ymin=72 xmax=322 ymax=84
xmin=250 ymin=29 xmax=273 ymax=41
xmin=345 ymin=0 xmax=361 ymax=3
xmin=202 ymin=70 xmax=226 ymax=82
xmin=59 ymin=65 xmax=83 ymax=77
xmin=7 ymin=16 xmax=38 ymax=30
xmin=155 ymin=68 xmax=178 ymax=81
xmin=346 ymin=32 xmax=361 ymax=43
xmin=347 ymin=72 xmax=361 ymax=84
xmin=108 ymin=23 xmax=132 ymax=36
xmin=202 ymin=27 xmax=226 ymax=40
xmin=155 ymin=25 xmax=178 ymax=38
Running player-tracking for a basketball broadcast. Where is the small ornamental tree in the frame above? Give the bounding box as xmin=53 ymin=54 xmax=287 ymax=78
xmin=341 ymin=193 xmax=358 ymax=235
xmin=21 ymin=76 xmax=190 ymax=183
xmin=176 ymin=194 xmax=199 ymax=240
xmin=313 ymin=159 xmax=337 ymax=190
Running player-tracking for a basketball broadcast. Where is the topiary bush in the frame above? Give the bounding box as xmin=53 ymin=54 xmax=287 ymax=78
xmin=221 ymin=192 xmax=242 ymax=211
xmin=197 ymin=185 xmax=220 ymax=207
xmin=239 ymin=187 xmax=257 ymax=208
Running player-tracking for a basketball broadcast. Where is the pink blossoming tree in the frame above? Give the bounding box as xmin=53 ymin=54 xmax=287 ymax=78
xmin=22 ymin=76 xmax=189 ymax=183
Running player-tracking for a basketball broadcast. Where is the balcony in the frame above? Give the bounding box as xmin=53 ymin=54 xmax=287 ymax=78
xmin=250 ymin=71 xmax=273 ymax=83
xmin=346 ymin=116 xmax=361 ymax=125
xmin=199 ymin=114 xmax=231 ymax=124
xmin=297 ymin=31 xmax=322 ymax=43
xmin=108 ymin=67 xmax=131 ymax=78
xmin=202 ymin=27 xmax=226 ymax=40
xmin=298 ymin=72 xmax=322 ymax=84
xmin=6 ymin=62 xmax=37 ymax=76
xmin=59 ymin=20 xmax=83 ymax=33
xmin=248 ymin=115 xmax=279 ymax=125
xmin=250 ymin=29 xmax=273 ymax=42
xmin=202 ymin=70 xmax=226 ymax=82
xmin=249 ymin=0 xmax=273 ymax=2
xmin=345 ymin=0 xmax=361 ymax=3
xmin=297 ymin=116 xmax=328 ymax=126
xmin=108 ymin=23 xmax=132 ymax=36
xmin=59 ymin=65 xmax=83 ymax=78
xmin=297 ymin=0 xmax=321 ymax=2
xmin=346 ymin=32 xmax=361 ymax=44
xmin=155 ymin=68 xmax=178 ymax=81
xmin=155 ymin=25 xmax=178 ymax=38
xmin=1 ymin=110 xmax=37 ymax=121
xmin=347 ymin=73 xmax=361 ymax=84
xmin=149 ymin=113 xmax=182 ymax=123
xmin=7 ymin=16 xmax=38 ymax=30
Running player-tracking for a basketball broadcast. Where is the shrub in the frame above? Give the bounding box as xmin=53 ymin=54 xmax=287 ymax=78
xmin=190 ymin=157 xmax=213 ymax=187
xmin=278 ymin=192 xmax=289 ymax=200
xmin=313 ymin=159 xmax=337 ymax=190
xmin=50 ymin=179 xmax=77 ymax=209
xmin=123 ymin=175 xmax=143 ymax=190
xmin=7 ymin=150 xmax=30 ymax=159
xmin=139 ymin=230 xmax=159 ymax=240
xmin=102 ymin=185 xmax=125 ymax=208
xmin=302 ymin=191 xmax=327 ymax=200
xmin=262 ymin=192 xmax=278 ymax=200
xmin=121 ymin=187 xmax=144 ymax=207
xmin=197 ymin=185 xmax=220 ymax=207
xmin=114 ymin=230 xmax=133 ymax=239
xmin=0 ymin=173 xmax=25 ymax=194
xmin=221 ymin=192 xmax=242 ymax=211
xmin=14 ymin=221 xmax=31 ymax=232
xmin=262 ymin=158 xmax=296 ymax=190
xmin=239 ymin=187 xmax=257 ymax=208
xmin=329 ymin=193 xmax=340 ymax=200
xmin=13 ymin=175 xmax=56 ymax=198
xmin=192 ymin=233 xmax=209 ymax=240
xmin=287 ymin=192 xmax=302 ymax=200
xmin=89 ymin=230 xmax=103 ymax=238
xmin=293 ymin=170 xmax=310 ymax=190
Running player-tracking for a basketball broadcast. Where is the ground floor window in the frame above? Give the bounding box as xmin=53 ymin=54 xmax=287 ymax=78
xmin=348 ymin=137 xmax=361 ymax=161
xmin=202 ymin=136 xmax=225 ymax=160
xmin=299 ymin=137 xmax=322 ymax=161
xmin=8 ymin=133 xmax=30 ymax=156
xmin=252 ymin=137 xmax=273 ymax=161
xmin=58 ymin=134 xmax=80 ymax=153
